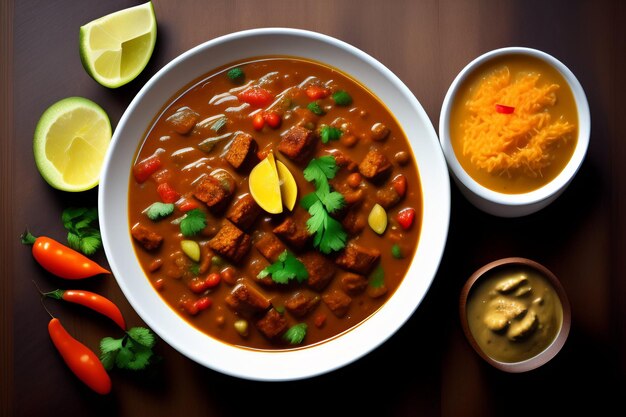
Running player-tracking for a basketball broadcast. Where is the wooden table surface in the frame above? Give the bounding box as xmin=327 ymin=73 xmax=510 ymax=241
xmin=2 ymin=0 xmax=625 ymax=416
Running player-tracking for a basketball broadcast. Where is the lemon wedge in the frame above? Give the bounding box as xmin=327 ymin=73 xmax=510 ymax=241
xmin=276 ymin=161 xmax=298 ymax=211
xmin=79 ymin=2 xmax=157 ymax=88
xmin=33 ymin=97 xmax=112 ymax=192
xmin=249 ymin=153 xmax=283 ymax=214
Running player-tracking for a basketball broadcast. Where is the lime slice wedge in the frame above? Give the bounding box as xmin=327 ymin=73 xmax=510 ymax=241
xmin=249 ymin=152 xmax=283 ymax=214
xmin=79 ymin=2 xmax=157 ymax=88
xmin=34 ymin=97 xmax=112 ymax=192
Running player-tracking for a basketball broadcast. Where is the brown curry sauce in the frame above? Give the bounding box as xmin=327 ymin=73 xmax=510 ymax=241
xmin=128 ymin=57 xmax=422 ymax=350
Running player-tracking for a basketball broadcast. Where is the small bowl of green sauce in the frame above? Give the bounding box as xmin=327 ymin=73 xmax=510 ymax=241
xmin=459 ymin=257 xmax=571 ymax=372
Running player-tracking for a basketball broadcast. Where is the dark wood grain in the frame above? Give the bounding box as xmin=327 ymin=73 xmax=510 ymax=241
xmin=1 ymin=1 xmax=14 ymax=416
xmin=3 ymin=0 xmax=626 ymax=416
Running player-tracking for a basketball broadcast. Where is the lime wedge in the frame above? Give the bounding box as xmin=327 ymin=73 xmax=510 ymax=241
xmin=249 ymin=153 xmax=283 ymax=214
xmin=34 ymin=97 xmax=112 ymax=192
xmin=276 ymin=160 xmax=298 ymax=211
xmin=79 ymin=2 xmax=157 ymax=88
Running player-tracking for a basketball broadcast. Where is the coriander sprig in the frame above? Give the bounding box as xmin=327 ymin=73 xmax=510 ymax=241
xmin=62 ymin=207 xmax=102 ymax=256
xmin=300 ymin=156 xmax=347 ymax=254
xmin=100 ymin=327 xmax=157 ymax=371
xmin=258 ymin=250 xmax=308 ymax=284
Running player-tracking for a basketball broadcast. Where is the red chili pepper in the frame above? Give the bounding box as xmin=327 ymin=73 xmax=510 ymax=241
xmin=133 ymin=154 xmax=162 ymax=183
xmin=178 ymin=199 xmax=199 ymax=212
xmin=495 ymin=104 xmax=515 ymax=114
xmin=396 ymin=208 xmax=416 ymax=230
xmin=238 ymin=87 xmax=274 ymax=108
xmin=305 ymin=85 xmax=330 ymax=100
xmin=391 ymin=174 xmax=407 ymax=198
xmin=263 ymin=111 xmax=282 ymax=129
xmin=157 ymin=183 xmax=180 ymax=203
xmin=48 ymin=317 xmax=112 ymax=395
xmin=21 ymin=231 xmax=109 ymax=279
xmin=252 ymin=112 xmax=265 ymax=131
xmin=42 ymin=289 xmax=126 ymax=330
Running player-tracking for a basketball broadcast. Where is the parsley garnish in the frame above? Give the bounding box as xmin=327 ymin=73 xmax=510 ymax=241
xmin=283 ymin=323 xmax=307 ymax=345
xmin=227 ymin=67 xmax=245 ymax=83
xmin=145 ymin=202 xmax=175 ymax=221
xmin=100 ymin=327 xmax=157 ymax=371
xmin=301 ymin=156 xmax=347 ymax=254
xmin=258 ymin=250 xmax=308 ymax=284
xmin=391 ymin=244 xmax=404 ymax=259
xmin=320 ymin=126 xmax=342 ymax=144
xmin=62 ymin=207 xmax=102 ymax=256
xmin=332 ymin=90 xmax=352 ymax=106
xmin=307 ymin=101 xmax=325 ymax=116
xmin=180 ymin=209 xmax=207 ymax=237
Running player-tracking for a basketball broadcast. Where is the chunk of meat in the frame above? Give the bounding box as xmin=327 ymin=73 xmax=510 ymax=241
xmin=165 ymin=106 xmax=199 ymax=135
xmin=277 ymin=126 xmax=316 ymax=163
xmin=284 ymin=292 xmax=320 ymax=317
xmin=225 ymin=282 xmax=270 ymax=316
xmin=299 ymin=251 xmax=336 ymax=292
xmin=255 ymin=233 xmax=287 ymax=263
xmin=256 ymin=309 xmax=288 ymax=339
xmin=207 ymin=220 xmax=251 ymax=263
xmin=335 ymin=242 xmax=381 ymax=275
xmin=226 ymin=194 xmax=261 ymax=230
xmin=272 ymin=217 xmax=311 ymax=250
xmin=375 ymin=185 xmax=402 ymax=209
xmin=341 ymin=207 xmax=366 ymax=235
xmin=193 ymin=169 xmax=236 ymax=212
xmin=225 ymin=132 xmax=258 ymax=170
xmin=131 ymin=223 xmax=163 ymax=250
xmin=322 ymin=289 xmax=352 ymax=317
xmin=340 ymin=272 xmax=368 ymax=295
xmin=358 ymin=149 xmax=392 ymax=181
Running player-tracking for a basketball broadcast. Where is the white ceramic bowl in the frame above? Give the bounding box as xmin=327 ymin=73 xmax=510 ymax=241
xmin=99 ymin=28 xmax=450 ymax=381
xmin=439 ymin=47 xmax=590 ymax=217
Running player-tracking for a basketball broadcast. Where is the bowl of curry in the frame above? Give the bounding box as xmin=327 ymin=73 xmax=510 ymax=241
xmin=99 ymin=28 xmax=450 ymax=380
xmin=439 ymin=47 xmax=590 ymax=217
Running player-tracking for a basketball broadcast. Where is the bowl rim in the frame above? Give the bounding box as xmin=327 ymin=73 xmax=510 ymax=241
xmin=99 ymin=27 xmax=450 ymax=381
xmin=459 ymin=257 xmax=572 ymax=373
xmin=438 ymin=46 xmax=591 ymax=209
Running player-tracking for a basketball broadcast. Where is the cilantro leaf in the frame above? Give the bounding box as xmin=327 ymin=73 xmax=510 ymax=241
xmin=100 ymin=351 xmax=118 ymax=371
xmin=115 ymin=346 xmax=134 ymax=369
xmin=283 ymin=323 xmax=307 ymax=344
xmin=301 ymin=156 xmax=347 ymax=254
xmin=100 ymin=337 xmax=123 ymax=354
xmin=320 ymin=190 xmax=345 ymax=213
xmin=180 ymin=209 xmax=207 ymax=236
xmin=303 ymin=155 xmax=339 ymax=187
xmin=79 ymin=231 xmax=102 ymax=256
xmin=127 ymin=327 xmax=156 ymax=349
xmin=62 ymin=207 xmax=102 ymax=256
xmin=319 ymin=216 xmax=347 ymax=254
xmin=320 ymin=126 xmax=342 ymax=144
xmin=146 ymin=202 xmax=175 ymax=221
xmin=307 ymin=101 xmax=325 ymax=116
xmin=99 ymin=327 xmax=157 ymax=372
xmin=258 ymin=250 xmax=308 ymax=284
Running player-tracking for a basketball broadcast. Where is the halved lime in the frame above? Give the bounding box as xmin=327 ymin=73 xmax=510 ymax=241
xmin=79 ymin=2 xmax=157 ymax=88
xmin=34 ymin=97 xmax=112 ymax=192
